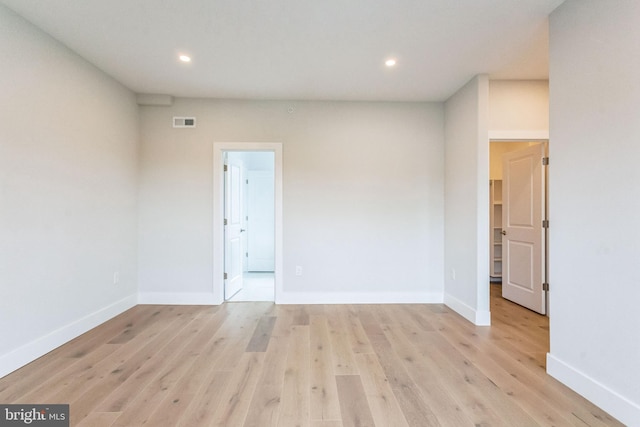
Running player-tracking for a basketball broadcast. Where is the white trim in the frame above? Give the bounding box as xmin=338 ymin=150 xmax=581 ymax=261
xmin=213 ymin=142 xmax=283 ymax=305
xmin=0 ymin=294 xmax=137 ymax=379
xmin=489 ymin=130 xmax=549 ymax=141
xmin=444 ymin=292 xmax=491 ymax=326
xmin=547 ymin=353 xmax=640 ymax=427
xmin=277 ymin=291 xmax=443 ymax=305
xmin=138 ymin=292 xmax=217 ymax=305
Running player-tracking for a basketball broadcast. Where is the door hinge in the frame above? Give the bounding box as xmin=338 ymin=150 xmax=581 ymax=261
xmin=246 ymin=252 xmax=248 ymax=258
xmin=224 ymin=164 xmax=228 ymax=172
xmin=542 ymin=157 xmax=549 ymax=166
xmin=543 ymin=282 xmax=549 ymax=291
xmin=224 ymin=272 xmax=228 ymax=280
xmin=542 ymin=219 xmax=549 ymax=228
xmin=224 ymin=218 xmax=228 ymax=226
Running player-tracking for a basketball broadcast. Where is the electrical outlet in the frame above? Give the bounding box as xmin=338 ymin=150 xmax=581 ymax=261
xmin=113 ymin=272 xmax=120 ymax=284
xmin=295 ymin=266 xmax=303 ymax=276
xmin=450 ymin=268 xmax=456 ymax=280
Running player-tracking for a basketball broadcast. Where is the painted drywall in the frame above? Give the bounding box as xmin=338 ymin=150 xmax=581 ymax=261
xmin=548 ymin=1 xmax=640 ymax=425
xmin=138 ymin=99 xmax=444 ymax=303
xmin=0 ymin=5 xmax=139 ymax=377
xmin=443 ymin=75 xmax=491 ymax=325
xmin=489 ymin=80 xmax=549 ymax=138
xmin=235 ymin=151 xmax=275 ymax=172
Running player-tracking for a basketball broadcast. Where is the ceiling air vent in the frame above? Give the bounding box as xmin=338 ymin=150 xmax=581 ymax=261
xmin=173 ymin=117 xmax=196 ymax=128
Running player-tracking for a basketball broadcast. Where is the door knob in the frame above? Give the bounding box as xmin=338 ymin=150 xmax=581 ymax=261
xmin=240 ymin=229 xmax=246 ymax=232
xmin=501 ymin=230 xmax=507 ymax=235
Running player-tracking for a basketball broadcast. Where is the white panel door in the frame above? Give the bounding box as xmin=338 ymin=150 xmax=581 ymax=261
xmin=502 ymin=144 xmax=546 ymax=314
xmin=224 ymin=157 xmax=244 ymax=300
xmin=247 ymin=171 xmax=275 ymax=271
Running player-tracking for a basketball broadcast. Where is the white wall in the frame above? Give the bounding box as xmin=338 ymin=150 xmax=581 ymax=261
xmin=236 ymin=151 xmax=275 ymax=172
xmin=489 ymin=80 xmax=549 ymax=139
xmin=548 ymin=1 xmax=640 ymax=425
xmin=228 ymin=151 xmax=276 ymax=273
xmin=138 ymin=99 xmax=445 ymax=303
xmin=0 ymin=5 xmax=139 ymax=377
xmin=443 ymin=75 xmax=491 ymax=325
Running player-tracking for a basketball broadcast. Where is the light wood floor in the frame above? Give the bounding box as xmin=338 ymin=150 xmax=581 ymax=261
xmin=0 ymin=285 xmax=623 ymax=426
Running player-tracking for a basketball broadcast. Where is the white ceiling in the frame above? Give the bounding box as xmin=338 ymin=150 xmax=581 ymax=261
xmin=0 ymin=0 xmax=564 ymax=102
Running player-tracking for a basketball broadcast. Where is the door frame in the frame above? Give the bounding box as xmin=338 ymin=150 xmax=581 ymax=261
xmin=213 ymin=142 xmax=283 ymax=304
xmin=488 ymin=132 xmax=549 ymax=318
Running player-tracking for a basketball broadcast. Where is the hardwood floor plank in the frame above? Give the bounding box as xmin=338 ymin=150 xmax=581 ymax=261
xmin=342 ymin=306 xmax=374 ymax=354
xmin=242 ymin=335 xmax=291 ymax=426
xmin=309 ymin=314 xmax=342 ymax=421
xmin=354 ymin=353 xmax=409 ymax=427
xmin=143 ymin=333 xmax=233 ymax=426
xmin=15 ymin=306 xmax=188 ymax=405
xmin=95 ymin=331 xmax=224 ymax=414
xmin=362 ymin=322 xmax=441 ymax=426
xmin=177 ymin=371 xmax=231 ymax=427
xmin=393 ymin=324 xmax=538 ymax=426
xmin=277 ymin=325 xmax=310 ymax=427
xmin=292 ymin=305 xmax=311 ymax=326
xmin=216 ymin=302 xmax=274 ymax=338
xmin=326 ymin=307 xmax=358 ymax=375
xmin=109 ymin=358 xmax=198 ymax=427
xmin=392 ymin=383 xmax=442 ymax=427
xmin=0 ymin=305 xmax=163 ymax=402
xmin=105 ymin=307 xmax=228 ymax=426
xmin=0 ymin=306 xmax=168 ymax=402
xmin=243 ymin=385 xmax=282 ymax=427
xmin=75 ymin=411 xmax=120 ymax=427
xmin=432 ymin=308 xmax=623 ymax=427
xmin=0 ymin=355 xmax=79 ymax=403
xmin=215 ymin=304 xmax=272 ymax=370
xmin=209 ymin=352 xmax=266 ymax=426
xmin=70 ymin=306 xmax=208 ymax=424
xmin=388 ymin=304 xmax=436 ymax=335
xmin=420 ymin=331 xmax=581 ymax=427
xmin=271 ymin=307 xmax=295 ymax=338
xmin=58 ymin=305 xmax=161 ymax=358
xmin=310 ymin=421 xmax=343 ymax=427
xmin=246 ymin=316 xmax=277 ymax=352
xmin=335 ymin=375 xmax=375 ymax=427
xmin=0 ymin=286 xmax=625 ymax=426
xmin=381 ymin=325 xmax=475 ymax=426
xmin=107 ymin=305 xmax=174 ymax=344
xmin=257 ymin=335 xmax=291 ymax=388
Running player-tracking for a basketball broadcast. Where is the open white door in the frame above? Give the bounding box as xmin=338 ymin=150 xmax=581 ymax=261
xmin=502 ymin=144 xmax=547 ymax=314
xmin=224 ymin=155 xmax=244 ymax=300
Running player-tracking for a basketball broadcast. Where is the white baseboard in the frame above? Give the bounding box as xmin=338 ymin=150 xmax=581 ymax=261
xmin=444 ymin=292 xmax=491 ymax=326
xmin=275 ymin=291 xmax=443 ymax=305
xmin=547 ymin=353 xmax=640 ymax=427
xmin=138 ymin=292 xmax=221 ymax=305
xmin=0 ymin=294 xmax=137 ymax=379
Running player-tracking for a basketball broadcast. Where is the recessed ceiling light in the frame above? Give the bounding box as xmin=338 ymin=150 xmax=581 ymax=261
xmin=179 ymin=54 xmax=191 ymax=63
xmin=385 ymin=58 xmax=397 ymax=67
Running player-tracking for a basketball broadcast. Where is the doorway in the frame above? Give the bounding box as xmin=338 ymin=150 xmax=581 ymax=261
xmin=225 ymin=151 xmax=275 ymax=301
xmin=212 ymin=142 xmax=283 ymax=304
xmin=489 ymin=140 xmax=549 ymax=315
